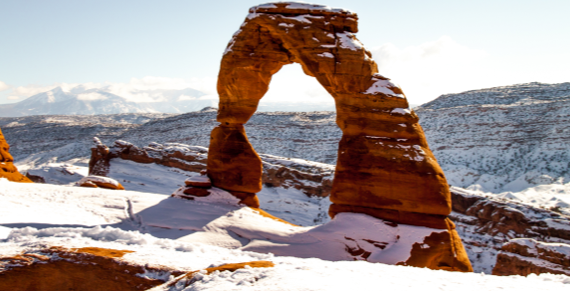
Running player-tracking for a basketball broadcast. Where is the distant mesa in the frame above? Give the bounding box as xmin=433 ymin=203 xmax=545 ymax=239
xmin=0 ymin=127 xmax=31 ymax=183
xmin=194 ymin=1 xmax=472 ymax=272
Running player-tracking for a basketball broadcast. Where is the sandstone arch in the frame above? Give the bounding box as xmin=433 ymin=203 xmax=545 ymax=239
xmin=204 ymin=2 xmax=472 ymax=271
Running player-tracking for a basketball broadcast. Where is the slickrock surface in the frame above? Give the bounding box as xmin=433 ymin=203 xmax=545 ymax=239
xmin=205 ymin=2 xmax=470 ymax=272
xmin=492 ymin=239 xmax=570 ymax=276
xmin=0 ymin=127 xmax=31 ymax=182
xmin=0 ymin=246 xmax=183 ymax=291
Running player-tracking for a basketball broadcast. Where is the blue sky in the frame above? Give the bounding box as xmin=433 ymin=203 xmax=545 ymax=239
xmin=1 ymin=0 xmax=569 ymax=106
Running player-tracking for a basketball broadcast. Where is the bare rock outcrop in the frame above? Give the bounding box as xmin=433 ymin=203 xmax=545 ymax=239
xmin=450 ymin=187 xmax=570 ymax=273
xmin=77 ymin=175 xmax=125 ymax=190
xmin=492 ymin=238 xmax=570 ymax=276
xmin=88 ymin=139 xmax=333 ymax=198
xmin=204 ymin=2 xmax=470 ymax=272
xmin=0 ymin=246 xmax=183 ymax=291
xmin=0 ymin=127 xmax=31 ymax=183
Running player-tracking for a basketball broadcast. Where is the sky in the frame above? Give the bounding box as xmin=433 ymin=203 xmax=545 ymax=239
xmin=1 ymin=0 xmax=569 ymax=107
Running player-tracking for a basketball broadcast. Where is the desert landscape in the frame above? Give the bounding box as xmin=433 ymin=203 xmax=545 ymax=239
xmin=1 ymin=1 xmax=570 ymax=290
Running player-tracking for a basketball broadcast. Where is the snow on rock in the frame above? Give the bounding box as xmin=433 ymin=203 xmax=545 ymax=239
xmin=416 ymin=82 xmax=570 ymax=194
xmin=184 ymin=175 xmax=211 ymax=188
xmin=216 ymin=3 xmax=468 ymax=271
xmin=363 ymin=74 xmax=405 ymax=98
xmin=0 ymin=246 xmax=183 ymax=290
xmin=450 ymin=186 xmax=570 ymax=273
xmin=391 ymin=107 xmax=412 ymax=115
xmin=493 ymin=238 xmax=570 ymax=276
xmin=1 ymin=180 xmax=569 ymax=289
xmin=77 ymin=175 xmax=124 ymax=190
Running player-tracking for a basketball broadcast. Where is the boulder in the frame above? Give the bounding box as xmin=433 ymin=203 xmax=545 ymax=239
xmin=77 ymin=176 xmax=125 ymax=190
xmin=205 ymin=1 xmax=470 ymax=271
xmin=0 ymin=246 xmax=183 ymax=291
xmin=0 ymin=127 xmax=32 ymax=183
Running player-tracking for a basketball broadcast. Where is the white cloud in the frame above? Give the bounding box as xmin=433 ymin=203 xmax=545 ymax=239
xmin=0 ymin=81 xmax=9 ymax=92
xmin=369 ymin=36 xmax=489 ymax=104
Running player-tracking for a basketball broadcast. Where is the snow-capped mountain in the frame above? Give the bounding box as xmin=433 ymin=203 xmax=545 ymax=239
xmin=0 ymin=86 xmax=218 ymax=117
xmin=0 ymin=87 xmax=155 ymax=116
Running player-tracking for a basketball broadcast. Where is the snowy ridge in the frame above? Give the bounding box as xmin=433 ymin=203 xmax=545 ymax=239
xmin=416 ymin=82 xmax=570 ymax=194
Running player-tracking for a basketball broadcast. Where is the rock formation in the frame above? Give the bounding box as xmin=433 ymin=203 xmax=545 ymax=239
xmin=492 ymin=238 xmax=570 ymax=276
xmin=77 ymin=176 xmax=125 ymax=190
xmin=88 ymin=139 xmax=333 ymax=198
xmin=0 ymin=127 xmax=31 ymax=183
xmin=205 ymin=2 xmax=471 ymax=271
xmin=161 ymin=261 xmax=274 ymax=289
xmin=0 ymin=246 xmax=184 ymax=291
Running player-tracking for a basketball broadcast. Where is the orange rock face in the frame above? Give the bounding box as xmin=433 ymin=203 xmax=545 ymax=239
xmin=0 ymin=246 xmax=183 ymax=291
xmin=0 ymin=127 xmax=32 ymax=183
xmin=207 ymin=2 xmax=471 ymax=271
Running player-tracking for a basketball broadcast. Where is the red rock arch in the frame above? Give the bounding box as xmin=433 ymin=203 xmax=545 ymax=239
xmin=205 ymin=2 xmax=472 ymax=272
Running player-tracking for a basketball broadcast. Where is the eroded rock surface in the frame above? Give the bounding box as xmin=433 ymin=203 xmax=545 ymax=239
xmin=89 ymin=139 xmax=333 ymax=198
xmin=492 ymin=238 xmax=570 ymax=276
xmin=205 ymin=2 xmax=470 ymax=272
xmin=0 ymin=246 xmax=183 ymax=291
xmin=77 ymin=175 xmax=125 ymax=190
xmin=0 ymin=127 xmax=31 ymax=182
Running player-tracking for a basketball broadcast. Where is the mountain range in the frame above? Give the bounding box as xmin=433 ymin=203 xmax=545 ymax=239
xmin=0 ymin=86 xmax=217 ymax=117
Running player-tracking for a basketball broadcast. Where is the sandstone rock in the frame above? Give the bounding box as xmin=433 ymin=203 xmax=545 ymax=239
xmin=207 ymin=124 xmax=263 ymax=194
xmin=213 ymin=1 xmax=450 ymax=217
xmin=492 ymin=238 xmax=570 ymax=276
xmin=79 ymin=180 xmax=99 ymax=188
xmin=205 ymin=1 xmax=469 ymax=271
xmin=450 ymin=186 xmax=570 ymax=273
xmin=0 ymin=127 xmax=32 ymax=183
xmin=77 ymin=176 xmax=125 ymax=190
xmin=88 ymin=139 xmax=335 ymax=199
xmin=184 ymin=175 xmax=212 ymax=188
xmin=89 ymin=140 xmax=209 ymax=177
xmin=0 ymin=246 xmax=183 ymax=291
xmin=163 ymin=261 xmax=274 ymax=288
xmin=89 ymin=137 xmax=111 ymax=176
xmin=182 ymin=186 xmax=211 ymax=197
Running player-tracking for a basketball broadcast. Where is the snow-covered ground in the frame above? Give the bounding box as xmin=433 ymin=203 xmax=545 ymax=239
xmin=1 ymin=179 xmax=569 ymax=290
